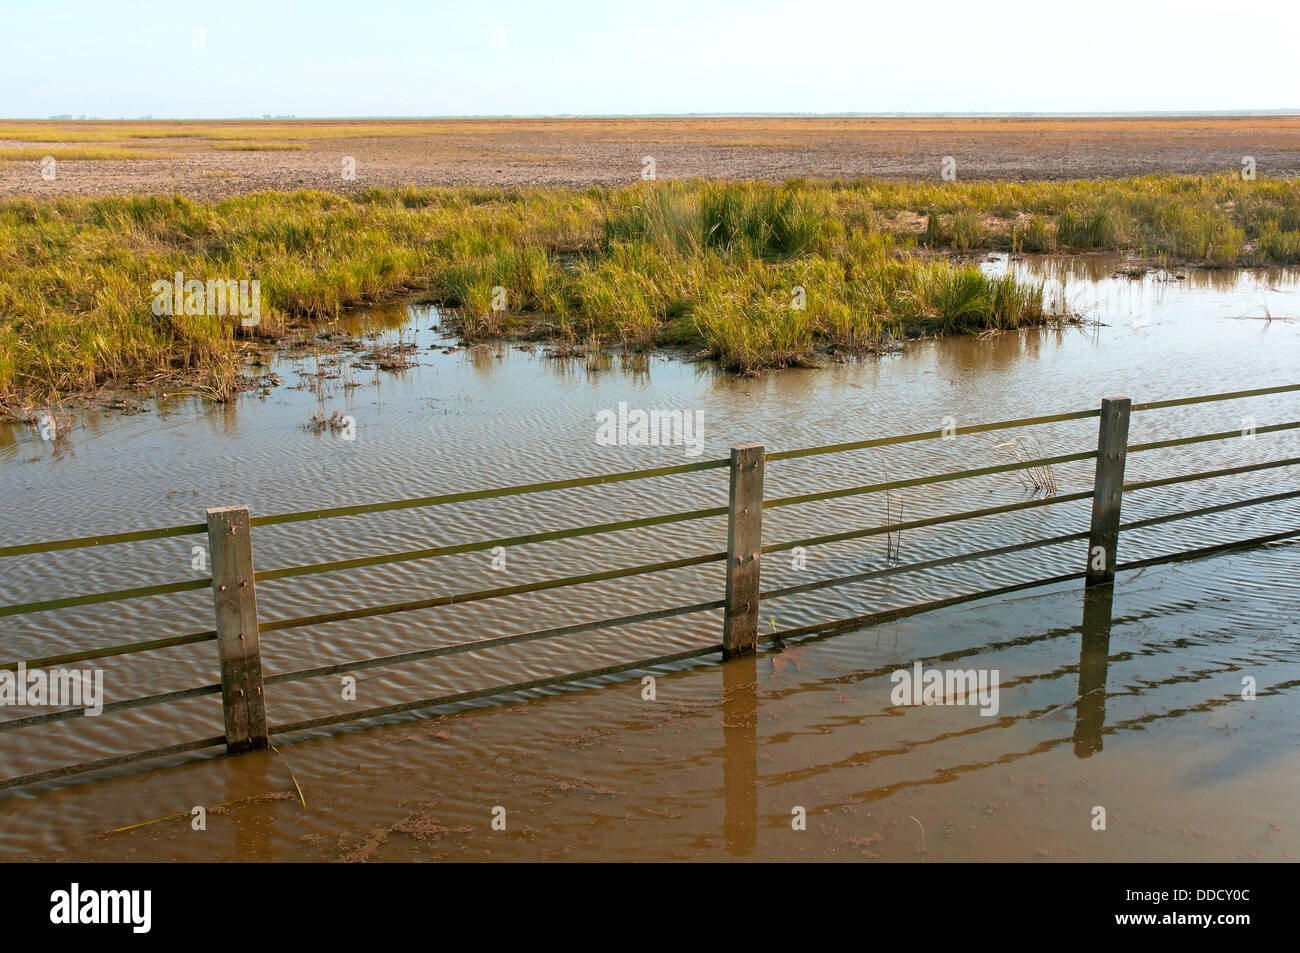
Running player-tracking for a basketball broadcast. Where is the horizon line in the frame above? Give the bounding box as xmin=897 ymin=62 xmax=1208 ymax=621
xmin=9 ymin=109 xmax=1300 ymax=122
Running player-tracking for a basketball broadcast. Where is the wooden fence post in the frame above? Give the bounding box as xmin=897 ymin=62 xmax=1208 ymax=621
xmin=1086 ymin=397 xmax=1131 ymax=587
xmin=206 ymin=505 xmax=269 ymax=753
xmin=723 ymin=444 xmax=765 ymax=660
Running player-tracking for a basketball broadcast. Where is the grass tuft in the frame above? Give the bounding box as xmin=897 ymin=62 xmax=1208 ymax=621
xmin=3 ymin=173 xmax=1297 ymax=409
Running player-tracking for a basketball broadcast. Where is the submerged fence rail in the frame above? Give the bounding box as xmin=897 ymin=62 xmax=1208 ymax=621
xmin=2 ymin=382 xmax=1298 ymax=790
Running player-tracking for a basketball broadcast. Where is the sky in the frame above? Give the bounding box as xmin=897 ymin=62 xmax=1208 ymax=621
xmin=2 ymin=0 xmax=1297 ymax=118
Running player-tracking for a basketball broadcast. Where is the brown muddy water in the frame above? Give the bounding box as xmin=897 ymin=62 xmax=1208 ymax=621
xmin=1 ymin=254 xmax=1298 ymax=861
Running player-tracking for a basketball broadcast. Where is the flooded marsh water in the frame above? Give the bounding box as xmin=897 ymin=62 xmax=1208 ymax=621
xmin=1 ymin=254 xmax=1297 ymax=861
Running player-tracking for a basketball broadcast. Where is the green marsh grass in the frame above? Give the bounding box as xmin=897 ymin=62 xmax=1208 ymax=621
xmin=2 ymin=174 xmax=1298 ymax=410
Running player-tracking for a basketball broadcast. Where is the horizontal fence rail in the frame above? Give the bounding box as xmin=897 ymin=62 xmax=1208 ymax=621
xmin=1 ymin=382 xmax=1297 ymax=791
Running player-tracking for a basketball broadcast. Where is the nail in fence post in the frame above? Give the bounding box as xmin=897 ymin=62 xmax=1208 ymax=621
xmin=1086 ymin=397 xmax=1131 ymax=587
xmin=206 ymin=505 xmax=269 ymax=753
xmin=723 ymin=444 xmax=765 ymax=660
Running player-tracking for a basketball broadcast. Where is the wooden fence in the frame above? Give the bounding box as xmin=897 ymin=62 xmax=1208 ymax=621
xmin=2 ymin=382 xmax=1298 ymax=789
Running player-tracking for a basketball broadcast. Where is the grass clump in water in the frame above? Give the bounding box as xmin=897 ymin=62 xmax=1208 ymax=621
xmin=3 ymin=172 xmax=1297 ymax=410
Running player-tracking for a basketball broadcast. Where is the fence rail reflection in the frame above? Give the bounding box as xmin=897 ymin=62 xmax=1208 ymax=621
xmin=2 ymin=382 xmax=1297 ymax=790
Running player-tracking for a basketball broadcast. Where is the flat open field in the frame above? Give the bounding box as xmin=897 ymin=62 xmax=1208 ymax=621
xmin=2 ymin=116 xmax=1299 ymax=200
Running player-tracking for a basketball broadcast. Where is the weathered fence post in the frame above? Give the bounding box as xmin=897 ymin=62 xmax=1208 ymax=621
xmin=206 ymin=505 xmax=269 ymax=753
xmin=723 ymin=444 xmax=765 ymax=660
xmin=1086 ymin=397 xmax=1131 ymax=587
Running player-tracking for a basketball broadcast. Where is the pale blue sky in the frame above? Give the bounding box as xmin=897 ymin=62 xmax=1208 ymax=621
xmin=2 ymin=0 xmax=1296 ymax=117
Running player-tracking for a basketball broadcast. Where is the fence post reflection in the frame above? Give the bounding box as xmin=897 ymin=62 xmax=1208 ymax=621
xmin=226 ymin=748 xmax=274 ymax=860
xmin=722 ymin=654 xmax=758 ymax=855
xmin=1073 ymin=584 xmax=1115 ymax=757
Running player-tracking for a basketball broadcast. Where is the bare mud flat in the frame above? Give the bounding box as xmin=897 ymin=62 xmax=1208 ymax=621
xmin=2 ymin=116 xmax=1299 ymax=201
